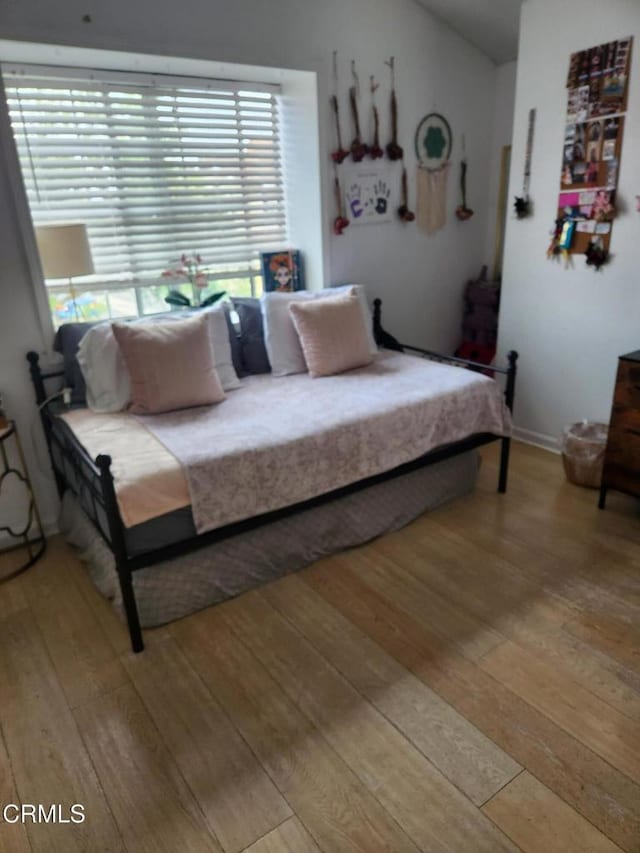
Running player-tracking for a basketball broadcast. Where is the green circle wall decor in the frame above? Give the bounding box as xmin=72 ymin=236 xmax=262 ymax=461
xmin=414 ymin=113 xmax=452 ymax=170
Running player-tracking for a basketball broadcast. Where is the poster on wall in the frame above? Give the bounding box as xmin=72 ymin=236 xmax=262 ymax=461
xmin=261 ymin=251 xmax=305 ymax=292
xmin=343 ymin=164 xmax=395 ymax=225
xmin=555 ymin=36 xmax=633 ymax=261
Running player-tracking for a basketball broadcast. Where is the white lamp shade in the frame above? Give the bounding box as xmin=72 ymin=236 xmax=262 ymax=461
xmin=35 ymin=223 xmax=94 ymax=279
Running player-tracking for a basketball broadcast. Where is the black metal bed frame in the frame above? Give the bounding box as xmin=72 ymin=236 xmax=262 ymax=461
xmin=27 ymin=299 xmax=518 ymax=653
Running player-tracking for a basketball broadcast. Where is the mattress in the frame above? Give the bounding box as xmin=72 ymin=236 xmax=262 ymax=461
xmin=57 ymin=351 xmax=510 ymax=548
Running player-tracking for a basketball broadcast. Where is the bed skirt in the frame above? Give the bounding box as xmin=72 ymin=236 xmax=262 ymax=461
xmin=59 ymin=449 xmax=479 ymax=628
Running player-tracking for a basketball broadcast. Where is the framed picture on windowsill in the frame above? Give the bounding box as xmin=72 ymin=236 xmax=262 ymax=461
xmin=261 ymin=250 xmax=305 ymax=292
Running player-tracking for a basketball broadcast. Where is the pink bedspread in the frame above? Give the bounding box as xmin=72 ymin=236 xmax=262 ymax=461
xmin=141 ymin=352 xmax=511 ymax=534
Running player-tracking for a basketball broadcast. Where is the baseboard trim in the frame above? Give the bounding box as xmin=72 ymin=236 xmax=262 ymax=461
xmin=513 ymin=427 xmax=560 ymax=454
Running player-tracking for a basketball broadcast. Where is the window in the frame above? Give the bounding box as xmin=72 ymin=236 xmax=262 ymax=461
xmin=3 ymin=65 xmax=287 ymax=326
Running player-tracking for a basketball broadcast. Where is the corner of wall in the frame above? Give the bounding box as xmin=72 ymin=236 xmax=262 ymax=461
xmin=484 ymin=60 xmax=518 ymax=277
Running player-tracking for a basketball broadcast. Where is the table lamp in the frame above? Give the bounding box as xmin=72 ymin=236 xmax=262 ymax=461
xmin=34 ymin=223 xmax=94 ymax=321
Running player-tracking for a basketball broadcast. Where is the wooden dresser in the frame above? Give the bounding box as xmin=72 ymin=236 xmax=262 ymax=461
xmin=599 ymin=350 xmax=640 ymax=509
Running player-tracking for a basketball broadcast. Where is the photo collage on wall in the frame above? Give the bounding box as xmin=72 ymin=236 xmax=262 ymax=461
xmin=558 ymin=37 xmax=632 ymax=255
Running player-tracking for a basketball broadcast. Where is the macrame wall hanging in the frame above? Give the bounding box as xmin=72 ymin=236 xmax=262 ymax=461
xmin=414 ymin=112 xmax=452 ymax=235
xmin=416 ymin=166 xmax=449 ymax=234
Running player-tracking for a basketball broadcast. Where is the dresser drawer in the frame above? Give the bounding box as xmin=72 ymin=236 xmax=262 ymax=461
xmin=601 ymin=353 xmax=640 ymax=503
xmin=614 ymin=360 xmax=640 ymax=408
xmin=604 ymin=422 xmax=640 ymax=473
xmin=602 ymin=462 xmax=640 ymax=496
xmin=608 ymin=403 xmax=640 ymax=433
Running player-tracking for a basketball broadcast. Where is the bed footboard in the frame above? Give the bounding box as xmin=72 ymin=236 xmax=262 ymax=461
xmin=27 ymin=350 xmax=144 ymax=652
xmin=373 ymin=299 xmax=518 ymax=492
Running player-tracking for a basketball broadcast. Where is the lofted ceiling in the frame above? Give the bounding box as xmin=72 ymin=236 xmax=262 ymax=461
xmin=414 ymin=0 xmax=523 ymax=64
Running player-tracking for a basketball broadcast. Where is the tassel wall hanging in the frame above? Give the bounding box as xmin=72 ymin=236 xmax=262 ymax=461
xmin=385 ymin=57 xmax=403 ymax=161
xmin=349 ymin=61 xmax=368 ymax=162
xmin=330 ymin=52 xmax=349 ymax=164
xmin=333 ymin=173 xmax=349 ymax=235
xmin=455 ymin=135 xmax=474 ymax=221
xmin=514 ymin=108 xmax=535 ymax=218
xmin=368 ymin=76 xmax=384 ymax=160
xmin=398 ymin=166 xmax=415 ymax=222
xmin=330 ymin=53 xmax=416 ymax=232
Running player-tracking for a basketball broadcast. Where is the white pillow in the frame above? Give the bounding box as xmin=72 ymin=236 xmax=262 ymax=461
xmin=200 ymin=305 xmax=242 ymax=391
xmin=261 ymin=285 xmax=377 ymax=377
xmin=77 ymin=322 xmax=131 ymax=413
xmin=77 ymin=305 xmax=240 ymax=413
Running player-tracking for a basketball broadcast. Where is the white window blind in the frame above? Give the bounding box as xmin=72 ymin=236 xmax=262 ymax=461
xmin=3 ymin=65 xmax=287 ymax=282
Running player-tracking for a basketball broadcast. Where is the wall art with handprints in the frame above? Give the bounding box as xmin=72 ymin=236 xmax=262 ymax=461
xmin=343 ymin=165 xmax=394 ymax=225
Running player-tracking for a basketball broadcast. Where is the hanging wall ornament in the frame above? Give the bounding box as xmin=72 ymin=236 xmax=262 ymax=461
xmin=333 ymin=173 xmax=349 ymax=235
xmin=368 ymin=76 xmax=384 ymax=160
xmin=416 ymin=163 xmax=450 ymax=234
xmin=415 ymin=112 xmax=452 ymax=170
xmin=455 ymin=135 xmax=474 ymax=221
xmin=546 ymin=215 xmax=574 ymax=267
xmin=414 ymin=112 xmax=452 ymax=235
xmin=553 ymin=37 xmax=632 ymax=263
xmin=514 ymin=108 xmax=535 ymax=218
xmin=330 ymin=52 xmax=349 ymax=164
xmin=349 ymin=61 xmax=368 ymax=162
xmin=584 ymin=237 xmax=609 ymax=270
xmin=397 ymin=166 xmax=415 ymax=222
xmin=385 ymin=57 xmax=403 ymax=161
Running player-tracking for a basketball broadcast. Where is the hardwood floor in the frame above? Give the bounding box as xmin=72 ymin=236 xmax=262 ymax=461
xmin=0 ymin=442 xmax=638 ymax=852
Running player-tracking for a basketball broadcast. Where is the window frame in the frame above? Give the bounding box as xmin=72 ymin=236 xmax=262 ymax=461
xmin=2 ymin=62 xmax=286 ymax=331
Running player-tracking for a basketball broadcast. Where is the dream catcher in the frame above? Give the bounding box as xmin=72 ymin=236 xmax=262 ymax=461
xmin=415 ymin=112 xmax=452 ymax=234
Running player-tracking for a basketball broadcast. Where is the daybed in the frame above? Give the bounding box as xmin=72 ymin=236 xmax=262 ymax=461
xmin=28 ymin=298 xmax=517 ymax=652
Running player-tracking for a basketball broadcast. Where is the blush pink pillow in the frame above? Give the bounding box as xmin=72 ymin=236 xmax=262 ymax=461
xmin=112 ymin=314 xmax=225 ymax=414
xmin=288 ymin=289 xmax=373 ymax=377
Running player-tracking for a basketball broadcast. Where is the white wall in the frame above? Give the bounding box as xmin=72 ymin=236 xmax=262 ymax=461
xmin=499 ymin=0 xmax=640 ymax=448
xmin=0 ymin=0 xmax=504 ymax=530
xmin=278 ymin=72 xmax=325 ymax=293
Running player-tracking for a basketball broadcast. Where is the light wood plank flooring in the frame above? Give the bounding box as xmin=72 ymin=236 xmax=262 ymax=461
xmin=0 ymin=442 xmax=638 ymax=852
